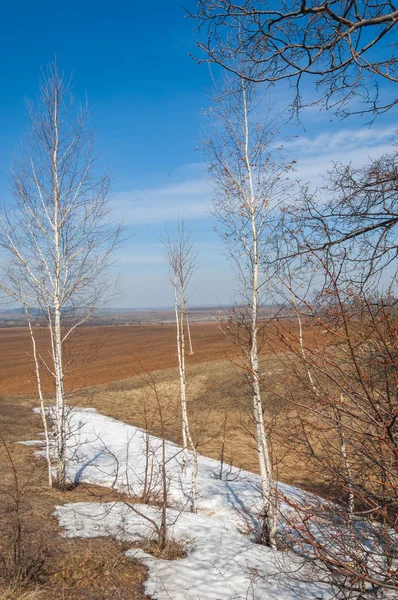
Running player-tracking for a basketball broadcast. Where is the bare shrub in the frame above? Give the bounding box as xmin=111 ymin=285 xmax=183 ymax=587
xmin=0 ymin=439 xmax=48 ymax=588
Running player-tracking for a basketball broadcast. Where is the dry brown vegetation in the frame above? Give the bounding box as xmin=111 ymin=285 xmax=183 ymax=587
xmin=72 ymin=354 xmax=323 ymax=495
xmin=0 ymin=396 xmax=149 ymax=600
xmin=0 ymin=320 xmax=320 ymax=492
xmin=0 ymin=317 xmax=361 ymax=598
xmin=0 ymin=320 xmax=304 ymax=395
xmin=0 ymin=320 xmax=308 ymax=599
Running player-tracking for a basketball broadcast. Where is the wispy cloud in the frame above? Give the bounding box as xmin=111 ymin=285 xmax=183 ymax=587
xmin=114 ymin=240 xmax=224 ymax=268
xmin=115 ymin=253 xmax=166 ymax=265
xmin=111 ymin=177 xmax=212 ymax=225
xmin=111 ymin=124 xmax=397 ymax=229
xmin=283 ymin=125 xmax=397 ymax=190
xmin=285 ymin=124 xmax=397 ymax=156
xmin=295 ymin=143 xmax=394 ymax=183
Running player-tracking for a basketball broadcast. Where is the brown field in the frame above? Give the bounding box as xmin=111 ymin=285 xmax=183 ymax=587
xmin=0 ymin=322 xmax=238 ymax=395
xmin=0 ymin=320 xmax=296 ymax=395
xmin=0 ymin=319 xmax=323 ymax=597
xmin=0 ymin=319 xmax=318 ymax=492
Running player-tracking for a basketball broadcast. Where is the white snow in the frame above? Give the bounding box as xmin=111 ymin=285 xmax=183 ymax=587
xmin=58 ymin=501 xmax=327 ymax=600
xmin=47 ymin=407 xmax=332 ymax=599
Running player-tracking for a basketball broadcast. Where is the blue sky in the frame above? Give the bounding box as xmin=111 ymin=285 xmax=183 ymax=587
xmin=0 ymin=1 xmax=397 ymax=307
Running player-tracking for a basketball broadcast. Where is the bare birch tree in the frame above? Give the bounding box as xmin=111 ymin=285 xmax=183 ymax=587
xmin=186 ymin=311 xmax=194 ymax=355
xmin=206 ymin=76 xmax=295 ymax=547
xmin=0 ymin=62 xmax=121 ymax=489
xmin=163 ymin=219 xmax=198 ymax=512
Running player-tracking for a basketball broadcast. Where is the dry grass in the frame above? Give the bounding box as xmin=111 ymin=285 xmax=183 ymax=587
xmin=0 ymin=320 xmax=306 ymax=395
xmin=0 ymin=588 xmax=44 ymax=600
xmin=71 ymin=354 xmax=320 ymax=494
xmin=0 ymin=397 xmax=149 ymax=600
xmin=0 ymin=318 xmax=334 ymax=598
xmin=132 ymin=539 xmax=187 ymax=561
xmin=0 ymin=322 xmax=240 ymax=394
xmin=46 ymin=539 xmax=148 ymax=600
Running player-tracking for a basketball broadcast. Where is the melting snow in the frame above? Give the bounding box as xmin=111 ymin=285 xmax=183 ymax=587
xmin=46 ymin=407 xmax=332 ymax=599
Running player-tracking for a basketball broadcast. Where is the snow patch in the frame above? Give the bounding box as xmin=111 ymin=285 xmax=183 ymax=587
xmin=41 ymin=407 xmax=332 ymax=599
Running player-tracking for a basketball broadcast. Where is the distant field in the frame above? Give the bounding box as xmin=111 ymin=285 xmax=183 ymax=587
xmin=0 ymin=305 xmax=282 ymax=327
xmin=0 ymin=317 xmax=310 ymax=395
xmin=0 ymin=317 xmax=323 ymax=495
xmin=0 ymin=322 xmax=241 ymax=395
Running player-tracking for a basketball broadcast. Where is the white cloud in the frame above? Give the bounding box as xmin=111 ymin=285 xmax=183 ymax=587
xmin=284 ymin=124 xmax=397 ymax=157
xmin=114 ymin=241 xmax=225 ymax=269
xmin=295 ymin=142 xmax=393 ymax=182
xmin=111 ymin=177 xmax=212 ymax=225
xmin=284 ymin=125 xmax=397 ymax=190
xmin=110 ymin=123 xmax=397 ymax=229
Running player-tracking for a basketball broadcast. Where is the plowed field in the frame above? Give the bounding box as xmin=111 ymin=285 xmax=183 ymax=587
xmin=0 ymin=322 xmax=243 ymax=395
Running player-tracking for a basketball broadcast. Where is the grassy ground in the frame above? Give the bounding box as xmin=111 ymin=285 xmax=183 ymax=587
xmin=73 ymin=355 xmax=318 ymax=494
xmin=0 ymin=343 xmax=323 ymax=598
xmin=0 ymin=396 xmax=149 ymax=600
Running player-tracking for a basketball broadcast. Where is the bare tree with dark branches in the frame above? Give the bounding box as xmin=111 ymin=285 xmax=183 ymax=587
xmin=191 ymin=2 xmax=398 ymax=269
xmin=279 ymin=142 xmax=398 ymax=281
xmin=190 ymin=0 xmax=398 ymax=118
xmin=273 ymin=269 xmax=398 ymax=596
xmin=191 ymin=3 xmax=398 ymax=592
xmin=262 ymin=199 xmax=398 ymax=597
xmin=0 ymin=62 xmax=122 ymax=489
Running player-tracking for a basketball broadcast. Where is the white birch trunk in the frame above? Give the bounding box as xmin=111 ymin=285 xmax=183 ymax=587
xmin=173 ymin=274 xmax=198 ymax=512
xmin=186 ymin=312 xmax=194 ymax=355
xmin=52 ymin=95 xmax=67 ymax=488
xmin=335 ymin=395 xmax=355 ymax=518
xmin=243 ymin=82 xmax=277 ymax=548
xmin=26 ymin=310 xmax=53 ymax=487
xmin=174 ymin=279 xmax=188 ymax=463
xmin=292 ymin=293 xmax=318 ymax=395
xmin=181 ymin=292 xmax=198 ymax=513
xmin=53 ymin=304 xmax=66 ymax=487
